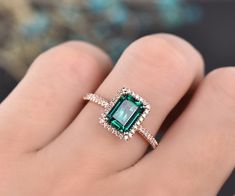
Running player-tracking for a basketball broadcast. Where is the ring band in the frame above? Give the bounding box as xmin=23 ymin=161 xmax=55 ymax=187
xmin=83 ymin=87 xmax=158 ymax=149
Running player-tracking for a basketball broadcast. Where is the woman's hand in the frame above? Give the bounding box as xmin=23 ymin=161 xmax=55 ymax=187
xmin=0 ymin=34 xmax=234 ymax=196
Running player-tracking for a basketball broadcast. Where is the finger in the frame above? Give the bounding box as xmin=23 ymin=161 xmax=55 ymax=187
xmin=134 ymin=67 xmax=235 ymax=195
xmin=0 ymin=41 xmax=112 ymax=153
xmin=44 ymin=34 xmax=204 ymax=174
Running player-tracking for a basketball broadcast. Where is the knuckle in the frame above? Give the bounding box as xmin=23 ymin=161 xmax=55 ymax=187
xmin=31 ymin=41 xmax=111 ymax=77
xmin=124 ymin=34 xmax=203 ymax=81
xmin=205 ymin=67 xmax=235 ymax=101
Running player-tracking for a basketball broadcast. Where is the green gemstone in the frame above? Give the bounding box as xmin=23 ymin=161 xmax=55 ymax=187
xmin=107 ymin=94 xmax=145 ymax=133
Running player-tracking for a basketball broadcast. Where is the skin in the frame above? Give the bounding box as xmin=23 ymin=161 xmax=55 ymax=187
xmin=0 ymin=33 xmax=234 ymax=196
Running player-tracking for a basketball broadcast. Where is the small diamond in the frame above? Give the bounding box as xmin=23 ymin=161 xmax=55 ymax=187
xmin=124 ymin=135 xmax=129 ymax=141
xmin=145 ymin=104 xmax=150 ymax=110
xmin=128 ymin=132 xmax=133 ymax=138
xmin=130 ymin=129 xmax=135 ymax=134
xmin=135 ymin=95 xmax=140 ymax=100
xmin=99 ymin=118 xmax=105 ymax=124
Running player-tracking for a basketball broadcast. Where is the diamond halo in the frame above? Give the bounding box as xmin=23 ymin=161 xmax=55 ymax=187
xmin=99 ymin=87 xmax=150 ymax=141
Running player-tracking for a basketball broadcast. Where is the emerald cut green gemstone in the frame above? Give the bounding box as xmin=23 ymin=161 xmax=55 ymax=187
xmin=107 ymin=94 xmax=145 ymax=133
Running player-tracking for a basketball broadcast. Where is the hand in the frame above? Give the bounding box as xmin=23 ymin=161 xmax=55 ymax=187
xmin=0 ymin=34 xmax=234 ymax=196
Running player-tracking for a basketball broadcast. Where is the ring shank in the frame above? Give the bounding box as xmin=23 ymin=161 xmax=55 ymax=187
xmin=84 ymin=93 xmax=158 ymax=149
xmin=84 ymin=93 xmax=109 ymax=108
xmin=138 ymin=126 xmax=158 ymax=149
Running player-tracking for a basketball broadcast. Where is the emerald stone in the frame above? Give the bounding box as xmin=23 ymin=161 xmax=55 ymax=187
xmin=107 ymin=94 xmax=145 ymax=133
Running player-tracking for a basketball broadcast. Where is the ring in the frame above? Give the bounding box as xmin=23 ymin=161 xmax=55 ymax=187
xmin=83 ymin=87 xmax=158 ymax=149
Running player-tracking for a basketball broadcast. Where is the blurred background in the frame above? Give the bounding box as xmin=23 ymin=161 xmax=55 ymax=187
xmin=0 ymin=0 xmax=234 ymax=195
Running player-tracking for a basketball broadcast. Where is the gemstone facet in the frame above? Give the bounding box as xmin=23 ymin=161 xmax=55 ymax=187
xmin=106 ymin=94 xmax=145 ymax=133
xmin=113 ymin=100 xmax=138 ymax=126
